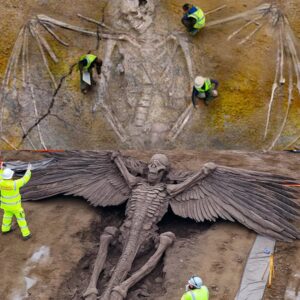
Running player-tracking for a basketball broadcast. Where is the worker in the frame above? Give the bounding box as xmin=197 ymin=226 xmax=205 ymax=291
xmin=0 ymin=163 xmax=32 ymax=240
xmin=182 ymin=3 xmax=205 ymax=35
xmin=181 ymin=276 xmax=209 ymax=300
xmin=0 ymin=161 xmax=4 ymax=178
xmin=78 ymin=54 xmax=102 ymax=94
xmin=192 ymin=76 xmax=219 ymax=107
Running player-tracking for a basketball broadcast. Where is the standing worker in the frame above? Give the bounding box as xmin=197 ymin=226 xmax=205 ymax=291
xmin=0 ymin=161 xmax=4 ymax=178
xmin=0 ymin=163 xmax=32 ymax=240
xmin=182 ymin=3 xmax=205 ymax=35
xmin=78 ymin=54 xmax=102 ymax=94
xmin=181 ymin=276 xmax=209 ymax=300
xmin=192 ymin=75 xmax=219 ymax=107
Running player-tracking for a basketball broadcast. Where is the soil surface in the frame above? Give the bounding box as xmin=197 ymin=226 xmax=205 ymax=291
xmin=0 ymin=150 xmax=299 ymax=300
xmin=0 ymin=0 xmax=300 ymax=150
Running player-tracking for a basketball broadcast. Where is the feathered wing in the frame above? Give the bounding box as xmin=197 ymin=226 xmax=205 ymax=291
xmin=22 ymin=151 xmax=147 ymax=207
xmin=168 ymin=165 xmax=300 ymax=241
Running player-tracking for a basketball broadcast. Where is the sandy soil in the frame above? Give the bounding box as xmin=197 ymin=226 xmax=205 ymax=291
xmin=0 ymin=197 xmax=99 ymax=300
xmin=0 ymin=150 xmax=299 ymax=300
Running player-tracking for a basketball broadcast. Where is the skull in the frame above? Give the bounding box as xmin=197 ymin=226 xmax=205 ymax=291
xmin=105 ymin=0 xmax=157 ymax=33
xmin=147 ymin=154 xmax=169 ymax=184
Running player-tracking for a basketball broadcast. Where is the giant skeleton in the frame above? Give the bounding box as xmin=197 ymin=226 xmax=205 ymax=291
xmin=1 ymin=1 xmax=300 ymax=149
xmin=19 ymin=151 xmax=300 ymax=300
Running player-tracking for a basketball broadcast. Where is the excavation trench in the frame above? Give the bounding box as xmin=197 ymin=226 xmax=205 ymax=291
xmin=55 ymin=206 xmax=212 ymax=300
xmin=0 ymin=150 xmax=300 ymax=300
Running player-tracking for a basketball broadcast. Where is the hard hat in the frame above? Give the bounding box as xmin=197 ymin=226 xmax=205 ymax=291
xmin=188 ymin=276 xmax=203 ymax=289
xmin=194 ymin=76 xmax=205 ymax=88
xmin=2 ymin=168 xmax=14 ymax=179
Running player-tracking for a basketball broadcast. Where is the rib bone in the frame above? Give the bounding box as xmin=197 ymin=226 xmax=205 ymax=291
xmin=279 ymin=20 xmax=285 ymax=84
xmin=268 ymin=49 xmax=293 ymax=150
xmin=35 ymin=27 xmax=59 ymax=63
xmin=40 ymin=23 xmax=69 ymax=47
xmin=206 ymin=3 xmax=271 ymax=28
xmin=264 ymin=30 xmax=281 ymax=139
xmin=29 ymin=22 xmax=57 ymax=88
xmin=238 ymin=22 xmax=265 ymax=45
xmin=167 ymin=104 xmax=193 ymax=142
xmin=93 ymin=39 xmax=129 ymax=142
xmin=205 ymin=5 xmax=227 ymax=16
xmin=284 ymin=17 xmax=300 ymax=95
xmin=227 ymin=15 xmax=264 ymax=41
xmin=37 ymin=15 xmax=141 ymax=47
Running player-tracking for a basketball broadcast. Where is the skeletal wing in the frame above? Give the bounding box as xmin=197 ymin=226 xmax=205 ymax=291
xmin=169 ymin=165 xmax=300 ymax=241
xmin=22 ymin=151 xmax=135 ymax=207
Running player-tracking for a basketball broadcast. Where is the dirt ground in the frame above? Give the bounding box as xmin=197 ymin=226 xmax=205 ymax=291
xmin=0 ymin=0 xmax=300 ymax=150
xmin=0 ymin=150 xmax=299 ymax=300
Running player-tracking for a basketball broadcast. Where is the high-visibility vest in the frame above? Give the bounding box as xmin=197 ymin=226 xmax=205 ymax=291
xmin=79 ymin=54 xmax=97 ymax=72
xmin=188 ymin=6 xmax=205 ymax=29
xmin=195 ymin=79 xmax=212 ymax=93
xmin=0 ymin=169 xmax=3 ymax=179
xmin=181 ymin=286 xmax=209 ymax=300
xmin=0 ymin=170 xmax=31 ymax=211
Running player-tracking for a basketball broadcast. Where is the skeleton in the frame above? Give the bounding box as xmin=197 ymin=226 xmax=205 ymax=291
xmin=0 ymin=2 xmax=300 ymax=149
xmin=20 ymin=151 xmax=300 ymax=299
xmin=0 ymin=0 xmax=198 ymax=149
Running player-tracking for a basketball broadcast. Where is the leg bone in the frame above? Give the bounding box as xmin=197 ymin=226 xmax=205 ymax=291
xmin=110 ymin=232 xmax=175 ymax=300
xmin=83 ymin=226 xmax=118 ymax=300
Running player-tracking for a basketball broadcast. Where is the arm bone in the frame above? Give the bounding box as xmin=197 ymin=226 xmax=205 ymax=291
xmin=113 ymin=155 xmax=140 ymax=188
xmin=167 ymin=162 xmax=216 ymax=197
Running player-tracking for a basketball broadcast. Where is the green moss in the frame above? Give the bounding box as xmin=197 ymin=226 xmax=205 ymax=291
xmin=0 ymin=24 xmax=20 ymax=80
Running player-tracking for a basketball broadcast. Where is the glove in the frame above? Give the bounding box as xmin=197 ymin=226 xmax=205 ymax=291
xmin=27 ymin=163 xmax=32 ymax=171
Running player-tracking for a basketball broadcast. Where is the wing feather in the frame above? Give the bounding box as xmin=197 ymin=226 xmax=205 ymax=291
xmin=21 ymin=151 xmax=145 ymax=207
xmin=170 ymin=164 xmax=300 ymax=241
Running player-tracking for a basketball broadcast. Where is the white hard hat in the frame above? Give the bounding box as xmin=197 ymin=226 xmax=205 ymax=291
xmin=188 ymin=276 xmax=203 ymax=289
xmin=194 ymin=76 xmax=205 ymax=88
xmin=2 ymin=168 xmax=14 ymax=179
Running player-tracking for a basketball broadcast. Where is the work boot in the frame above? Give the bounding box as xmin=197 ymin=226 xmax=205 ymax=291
xmin=22 ymin=234 xmax=32 ymax=241
xmin=2 ymin=229 xmax=13 ymax=235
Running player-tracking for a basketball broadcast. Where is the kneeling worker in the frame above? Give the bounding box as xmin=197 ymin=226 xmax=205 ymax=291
xmin=181 ymin=276 xmax=209 ymax=300
xmin=192 ymin=76 xmax=219 ymax=108
xmin=78 ymin=54 xmax=102 ymax=94
xmin=182 ymin=3 xmax=205 ymax=35
xmin=0 ymin=163 xmax=32 ymax=240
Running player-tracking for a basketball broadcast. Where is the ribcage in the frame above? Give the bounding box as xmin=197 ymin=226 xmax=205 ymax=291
xmin=126 ymin=182 xmax=169 ymax=225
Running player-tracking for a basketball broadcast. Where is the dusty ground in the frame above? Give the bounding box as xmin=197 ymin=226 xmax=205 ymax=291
xmin=0 ymin=0 xmax=300 ymax=150
xmin=0 ymin=150 xmax=299 ymax=300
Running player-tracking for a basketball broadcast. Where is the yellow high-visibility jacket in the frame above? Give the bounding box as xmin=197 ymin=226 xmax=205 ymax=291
xmin=0 ymin=170 xmax=31 ymax=211
xmin=188 ymin=6 xmax=205 ymax=29
xmin=79 ymin=54 xmax=97 ymax=72
xmin=181 ymin=286 xmax=209 ymax=300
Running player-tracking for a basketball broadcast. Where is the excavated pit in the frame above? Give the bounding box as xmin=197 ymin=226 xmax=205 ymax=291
xmin=0 ymin=150 xmax=299 ymax=300
xmin=55 ymin=207 xmax=212 ymax=300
